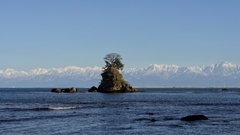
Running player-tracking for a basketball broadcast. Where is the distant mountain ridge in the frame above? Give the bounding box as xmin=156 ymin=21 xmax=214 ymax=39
xmin=0 ymin=61 xmax=240 ymax=87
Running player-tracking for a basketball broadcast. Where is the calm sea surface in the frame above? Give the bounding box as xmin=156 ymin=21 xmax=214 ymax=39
xmin=0 ymin=88 xmax=240 ymax=135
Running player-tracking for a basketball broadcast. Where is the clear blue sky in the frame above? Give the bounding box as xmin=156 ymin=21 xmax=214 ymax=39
xmin=1 ymin=0 xmax=240 ymax=70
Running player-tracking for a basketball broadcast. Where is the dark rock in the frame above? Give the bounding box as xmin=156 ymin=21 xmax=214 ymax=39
xmin=180 ymin=115 xmax=208 ymax=121
xmin=97 ymin=67 xmax=139 ymax=93
xmin=61 ymin=87 xmax=77 ymax=93
xmin=150 ymin=118 xmax=157 ymax=122
xmin=88 ymin=86 xmax=98 ymax=92
xmin=69 ymin=87 xmax=77 ymax=93
xmin=51 ymin=87 xmax=77 ymax=93
xmin=61 ymin=88 xmax=68 ymax=92
xmin=51 ymin=88 xmax=61 ymax=93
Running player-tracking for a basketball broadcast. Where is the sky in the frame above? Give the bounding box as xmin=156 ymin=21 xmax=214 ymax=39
xmin=0 ymin=0 xmax=240 ymax=70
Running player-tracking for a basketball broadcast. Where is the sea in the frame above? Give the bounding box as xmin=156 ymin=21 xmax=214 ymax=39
xmin=0 ymin=88 xmax=240 ymax=135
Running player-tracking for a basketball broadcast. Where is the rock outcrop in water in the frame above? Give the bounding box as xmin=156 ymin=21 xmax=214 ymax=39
xmin=51 ymin=87 xmax=77 ymax=93
xmin=97 ymin=67 xmax=138 ymax=93
xmin=88 ymin=86 xmax=98 ymax=92
xmin=87 ymin=53 xmax=138 ymax=93
xmin=180 ymin=115 xmax=208 ymax=121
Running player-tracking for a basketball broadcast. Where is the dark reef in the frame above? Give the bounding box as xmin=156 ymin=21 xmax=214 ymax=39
xmin=51 ymin=87 xmax=77 ymax=93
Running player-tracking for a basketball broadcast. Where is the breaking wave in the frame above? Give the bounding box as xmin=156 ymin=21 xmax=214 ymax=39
xmin=4 ymin=106 xmax=80 ymax=111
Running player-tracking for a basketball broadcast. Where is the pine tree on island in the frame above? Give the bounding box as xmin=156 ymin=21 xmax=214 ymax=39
xmin=103 ymin=53 xmax=124 ymax=71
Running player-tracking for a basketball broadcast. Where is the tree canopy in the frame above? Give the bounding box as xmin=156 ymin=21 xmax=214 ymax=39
xmin=104 ymin=53 xmax=124 ymax=70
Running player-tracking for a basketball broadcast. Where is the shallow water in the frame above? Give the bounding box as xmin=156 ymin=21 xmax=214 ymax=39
xmin=0 ymin=88 xmax=240 ymax=135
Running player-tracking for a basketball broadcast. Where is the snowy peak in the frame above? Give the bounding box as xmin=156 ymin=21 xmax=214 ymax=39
xmin=0 ymin=62 xmax=239 ymax=78
xmin=30 ymin=68 xmax=49 ymax=75
xmin=142 ymin=64 xmax=179 ymax=76
xmin=0 ymin=66 xmax=102 ymax=78
xmin=0 ymin=61 xmax=240 ymax=87
xmin=0 ymin=69 xmax=28 ymax=78
xmin=141 ymin=62 xmax=239 ymax=76
xmin=184 ymin=66 xmax=205 ymax=75
xmin=209 ymin=61 xmax=238 ymax=72
xmin=213 ymin=61 xmax=238 ymax=69
xmin=147 ymin=64 xmax=178 ymax=71
xmin=208 ymin=61 xmax=239 ymax=76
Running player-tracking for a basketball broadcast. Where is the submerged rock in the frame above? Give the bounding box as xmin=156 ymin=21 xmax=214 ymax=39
xmin=180 ymin=115 xmax=208 ymax=121
xmin=150 ymin=118 xmax=157 ymax=122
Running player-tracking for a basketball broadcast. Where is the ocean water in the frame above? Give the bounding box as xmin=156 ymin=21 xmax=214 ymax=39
xmin=0 ymin=88 xmax=240 ymax=135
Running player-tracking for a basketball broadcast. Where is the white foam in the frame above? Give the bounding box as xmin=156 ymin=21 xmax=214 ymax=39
xmin=48 ymin=107 xmax=78 ymax=110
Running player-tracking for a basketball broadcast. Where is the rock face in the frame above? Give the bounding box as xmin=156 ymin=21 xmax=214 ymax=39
xmin=51 ymin=87 xmax=77 ymax=93
xmin=180 ymin=115 xmax=208 ymax=121
xmin=97 ymin=67 xmax=138 ymax=93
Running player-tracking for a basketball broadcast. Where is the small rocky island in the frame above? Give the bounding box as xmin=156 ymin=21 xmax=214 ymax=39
xmin=89 ymin=53 xmax=138 ymax=93
xmin=51 ymin=53 xmax=138 ymax=93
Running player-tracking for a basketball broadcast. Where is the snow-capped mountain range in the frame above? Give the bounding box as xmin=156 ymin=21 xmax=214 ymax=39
xmin=0 ymin=61 xmax=240 ymax=87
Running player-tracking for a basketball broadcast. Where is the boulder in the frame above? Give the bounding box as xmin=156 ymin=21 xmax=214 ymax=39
xmin=69 ymin=87 xmax=77 ymax=93
xmin=51 ymin=88 xmax=61 ymax=93
xmin=61 ymin=88 xmax=70 ymax=93
xmin=180 ymin=115 xmax=208 ymax=121
xmin=88 ymin=86 xmax=98 ymax=92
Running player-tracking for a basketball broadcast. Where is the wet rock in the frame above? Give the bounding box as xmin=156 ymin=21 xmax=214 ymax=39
xmin=51 ymin=88 xmax=61 ymax=93
xmin=69 ymin=87 xmax=77 ymax=93
xmin=62 ymin=87 xmax=77 ymax=93
xmin=88 ymin=86 xmax=98 ymax=92
xmin=180 ymin=115 xmax=208 ymax=121
xmin=51 ymin=87 xmax=77 ymax=93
